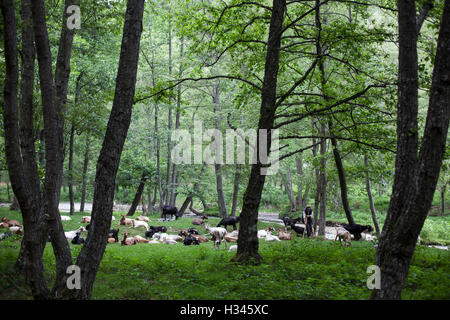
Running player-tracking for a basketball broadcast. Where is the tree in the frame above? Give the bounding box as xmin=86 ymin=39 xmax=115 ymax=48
xmin=372 ymin=0 xmax=450 ymax=299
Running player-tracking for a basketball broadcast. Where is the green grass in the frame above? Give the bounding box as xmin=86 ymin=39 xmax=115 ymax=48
xmin=0 ymin=207 xmax=449 ymax=300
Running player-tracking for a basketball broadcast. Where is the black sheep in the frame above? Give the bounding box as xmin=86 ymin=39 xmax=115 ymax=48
xmin=291 ymin=224 xmax=305 ymax=237
xmin=342 ymin=224 xmax=373 ymax=241
xmin=108 ymin=229 xmax=119 ymax=243
xmin=71 ymin=231 xmax=85 ymax=245
xmin=281 ymin=217 xmax=302 ymax=228
xmin=161 ymin=205 xmax=179 ymax=221
xmin=216 ymin=216 xmax=240 ymax=231
xmin=187 ymin=227 xmax=199 ymax=235
xmin=183 ymin=234 xmax=200 ymax=246
xmin=145 ymin=226 xmax=168 ymax=238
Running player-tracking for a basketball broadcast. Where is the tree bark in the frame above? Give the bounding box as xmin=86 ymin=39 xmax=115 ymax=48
xmin=73 ymin=0 xmax=145 ymax=299
xmin=364 ymin=155 xmax=381 ymax=237
xmin=295 ymin=156 xmax=303 ymax=208
xmin=281 ymin=168 xmax=296 ymax=211
xmin=80 ymin=136 xmax=90 ymax=213
xmin=231 ymin=164 xmax=241 ymax=216
xmin=372 ymin=0 xmax=450 ymax=300
xmin=318 ymin=122 xmax=327 ymax=236
xmin=1 ymin=0 xmax=50 ymax=300
xmin=233 ymin=0 xmax=286 ymax=264
xmin=127 ymin=174 xmax=147 ymax=216
xmin=68 ymin=124 xmax=75 ymax=215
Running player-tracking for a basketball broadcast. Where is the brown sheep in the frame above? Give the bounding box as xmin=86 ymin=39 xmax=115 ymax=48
xmin=1 ymin=217 xmax=21 ymax=227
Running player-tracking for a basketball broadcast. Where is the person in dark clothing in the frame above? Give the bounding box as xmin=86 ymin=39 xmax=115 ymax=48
xmin=302 ymin=204 xmax=314 ymax=238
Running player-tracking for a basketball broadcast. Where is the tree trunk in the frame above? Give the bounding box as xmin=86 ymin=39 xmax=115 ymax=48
xmin=231 ymin=164 xmax=241 ymax=216
xmin=364 ymin=155 xmax=381 ymax=237
xmin=141 ymin=196 xmax=147 ymax=216
xmin=233 ymin=0 xmax=286 ymax=264
xmin=68 ymin=124 xmax=75 ymax=215
xmin=281 ymin=169 xmax=296 ymax=211
xmin=295 ymin=156 xmax=303 ymax=208
xmin=80 ymin=136 xmax=90 ymax=213
xmin=318 ymin=123 xmax=327 ymax=236
xmin=311 ymin=119 xmax=320 ymax=234
xmin=212 ymin=80 xmax=228 ymax=218
xmin=127 ymin=174 xmax=147 ymax=216
xmin=179 ymin=196 xmax=192 ymax=216
xmin=441 ymin=185 xmax=446 ymax=216
xmin=73 ymin=0 xmax=145 ymax=300
xmin=1 ymin=0 xmax=50 ymax=300
xmin=372 ymin=0 xmax=450 ymax=300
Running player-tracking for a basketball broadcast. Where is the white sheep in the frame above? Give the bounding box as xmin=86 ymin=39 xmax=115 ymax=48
xmin=65 ymin=226 xmax=87 ymax=240
xmin=228 ymin=245 xmax=238 ymax=252
xmin=205 ymin=223 xmax=228 ymax=249
xmin=265 ymin=234 xmax=281 ymax=242
xmin=131 ymin=219 xmax=149 ymax=231
xmin=60 ymin=215 xmax=72 ymax=221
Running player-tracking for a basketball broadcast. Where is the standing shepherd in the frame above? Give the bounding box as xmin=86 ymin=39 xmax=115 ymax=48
xmin=302 ymin=204 xmax=314 ymax=238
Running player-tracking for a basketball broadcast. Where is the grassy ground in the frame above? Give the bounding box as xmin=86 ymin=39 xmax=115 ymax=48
xmin=0 ymin=207 xmax=449 ymax=300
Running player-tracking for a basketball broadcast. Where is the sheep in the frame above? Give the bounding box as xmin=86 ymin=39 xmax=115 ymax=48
xmin=121 ymin=232 xmax=136 ymax=246
xmin=71 ymin=231 xmax=85 ymax=245
xmin=257 ymin=226 xmax=275 ymax=239
xmin=228 ymin=245 xmax=238 ymax=252
xmin=118 ymin=215 xmax=133 ymax=226
xmin=1 ymin=217 xmax=21 ymax=227
xmin=108 ymin=229 xmax=119 ymax=243
xmin=281 ymin=217 xmax=302 ymax=228
xmin=162 ymin=238 xmax=178 ymax=245
xmin=265 ymin=234 xmax=281 ymax=242
xmin=183 ymin=234 xmax=200 ymax=246
xmin=161 ymin=205 xmax=180 ymax=221
xmin=179 ymin=230 xmax=209 ymax=243
xmin=205 ymin=223 xmax=227 ymax=249
xmin=342 ymin=223 xmax=373 ymax=241
xmin=145 ymin=226 xmax=167 ymax=238
xmin=335 ymin=227 xmax=352 ymax=247
xmin=278 ymin=229 xmax=292 ymax=240
xmin=132 ymin=235 xmax=151 ymax=243
xmin=187 ymin=227 xmax=199 ymax=235
xmin=9 ymin=226 xmax=23 ymax=235
xmin=291 ymin=224 xmax=305 ymax=237
xmin=136 ymin=215 xmax=150 ymax=222
xmin=0 ymin=222 xmax=9 ymax=229
xmin=192 ymin=215 xmax=208 ymax=225
xmin=216 ymin=216 xmax=240 ymax=231
xmin=162 ymin=234 xmax=183 ymax=242
xmin=224 ymin=230 xmax=239 ymax=242
xmin=131 ymin=219 xmax=149 ymax=231
xmin=60 ymin=215 xmax=72 ymax=221
xmin=65 ymin=226 xmax=87 ymax=240
xmin=80 ymin=216 xmax=91 ymax=223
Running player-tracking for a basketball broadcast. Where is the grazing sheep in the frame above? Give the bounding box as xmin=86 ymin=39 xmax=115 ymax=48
xmin=342 ymin=223 xmax=373 ymax=241
xmin=71 ymin=231 xmax=85 ymax=245
xmin=216 ymin=216 xmax=240 ymax=231
xmin=278 ymin=229 xmax=292 ymax=240
xmin=205 ymin=224 xmax=227 ymax=249
xmin=161 ymin=205 xmax=180 ymax=221
xmin=118 ymin=215 xmax=133 ymax=226
xmin=121 ymin=232 xmax=136 ymax=246
xmin=1 ymin=217 xmax=21 ymax=227
xmin=60 ymin=215 xmax=72 ymax=221
xmin=65 ymin=227 xmax=87 ymax=240
xmin=281 ymin=217 xmax=302 ymax=228
xmin=335 ymin=227 xmax=352 ymax=247
xmin=291 ymin=224 xmax=305 ymax=237
xmin=131 ymin=219 xmax=149 ymax=231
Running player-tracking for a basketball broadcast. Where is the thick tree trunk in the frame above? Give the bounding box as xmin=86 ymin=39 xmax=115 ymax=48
xmin=80 ymin=136 xmax=90 ymax=213
xmin=31 ymin=0 xmax=74 ymax=298
xmin=441 ymin=185 xmax=446 ymax=215
xmin=364 ymin=155 xmax=381 ymax=237
xmin=1 ymin=0 xmax=50 ymax=300
xmin=179 ymin=196 xmax=192 ymax=216
xmin=281 ymin=168 xmax=296 ymax=211
xmin=233 ymin=0 xmax=286 ymax=264
xmin=311 ymin=119 xmax=320 ymax=233
xmin=372 ymin=0 xmax=450 ymax=300
xmin=127 ymin=174 xmax=147 ymax=216
xmin=73 ymin=0 xmax=145 ymax=299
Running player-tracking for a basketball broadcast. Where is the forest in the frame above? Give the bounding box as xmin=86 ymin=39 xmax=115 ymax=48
xmin=0 ymin=0 xmax=449 ymax=301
